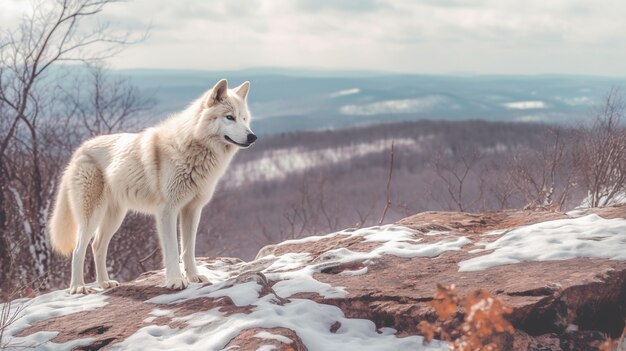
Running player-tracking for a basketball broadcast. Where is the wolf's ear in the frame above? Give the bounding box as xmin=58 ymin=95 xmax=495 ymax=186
xmin=206 ymin=79 xmax=229 ymax=106
xmin=234 ymin=81 xmax=250 ymax=100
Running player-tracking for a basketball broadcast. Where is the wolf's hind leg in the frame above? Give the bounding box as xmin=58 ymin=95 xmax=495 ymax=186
xmin=68 ymin=159 xmax=105 ymax=294
xmin=70 ymin=216 xmax=104 ymax=294
xmin=180 ymin=205 xmax=208 ymax=283
xmin=92 ymin=204 xmax=126 ymax=289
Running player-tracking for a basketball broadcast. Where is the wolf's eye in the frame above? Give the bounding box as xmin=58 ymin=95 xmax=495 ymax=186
xmin=226 ymin=115 xmax=235 ymax=121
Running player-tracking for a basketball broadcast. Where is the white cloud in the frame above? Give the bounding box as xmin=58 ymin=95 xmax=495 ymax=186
xmin=3 ymin=0 xmax=626 ymax=75
xmin=0 ymin=0 xmax=32 ymax=26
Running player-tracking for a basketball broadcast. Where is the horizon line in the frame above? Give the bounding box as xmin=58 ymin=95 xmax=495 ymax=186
xmin=104 ymin=66 xmax=626 ymax=79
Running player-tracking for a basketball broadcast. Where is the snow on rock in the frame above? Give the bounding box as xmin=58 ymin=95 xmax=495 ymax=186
xmin=254 ymin=330 xmax=293 ymax=344
xmin=118 ymin=225 xmax=463 ymax=350
xmin=338 ymin=267 xmax=368 ymax=276
xmin=459 ymin=214 xmax=626 ymax=272
xmin=9 ymin=207 xmax=626 ymax=351
xmin=0 ymin=288 xmax=108 ymax=350
xmin=115 ymin=294 xmax=447 ymax=351
xmin=143 ymin=308 xmax=175 ymax=323
xmin=150 ymin=225 xmax=470 ymax=306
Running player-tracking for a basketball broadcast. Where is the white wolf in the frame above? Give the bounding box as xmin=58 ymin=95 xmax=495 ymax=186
xmin=48 ymin=79 xmax=256 ymax=294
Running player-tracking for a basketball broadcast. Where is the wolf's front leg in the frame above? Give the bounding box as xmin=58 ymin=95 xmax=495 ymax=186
xmin=180 ymin=205 xmax=209 ymax=284
xmin=156 ymin=209 xmax=188 ymax=289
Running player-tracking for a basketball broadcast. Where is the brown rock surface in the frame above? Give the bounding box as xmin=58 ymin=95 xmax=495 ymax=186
xmin=12 ymin=206 xmax=626 ymax=350
xmin=267 ymin=206 xmax=626 ymax=350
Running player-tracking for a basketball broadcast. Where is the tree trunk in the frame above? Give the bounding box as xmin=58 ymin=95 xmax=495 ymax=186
xmin=0 ymin=183 xmax=12 ymax=292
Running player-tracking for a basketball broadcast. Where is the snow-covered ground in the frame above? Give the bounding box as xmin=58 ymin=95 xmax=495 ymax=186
xmin=115 ymin=225 xmax=464 ymax=350
xmin=339 ymin=96 xmax=450 ymax=116
xmin=577 ymin=191 xmax=626 ymax=209
xmin=459 ymin=214 xmax=626 ymax=271
xmin=3 ymin=215 xmax=626 ymax=350
xmin=2 ymin=225 xmax=461 ymax=351
xmin=0 ymin=289 xmax=108 ymax=350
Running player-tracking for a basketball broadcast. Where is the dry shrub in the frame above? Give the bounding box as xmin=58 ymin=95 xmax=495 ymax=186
xmin=597 ymin=324 xmax=626 ymax=351
xmin=419 ymin=284 xmax=514 ymax=351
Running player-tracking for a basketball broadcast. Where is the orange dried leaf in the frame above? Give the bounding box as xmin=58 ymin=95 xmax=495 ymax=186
xmin=428 ymin=284 xmax=459 ymax=319
xmin=419 ymin=321 xmax=436 ymax=343
xmin=598 ymin=339 xmax=619 ymax=351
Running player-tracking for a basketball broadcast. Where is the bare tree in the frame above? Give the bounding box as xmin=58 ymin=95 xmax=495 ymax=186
xmin=354 ymin=200 xmax=377 ymax=228
xmin=484 ymin=163 xmax=519 ymax=210
xmin=379 ymin=142 xmax=395 ymax=224
xmin=431 ymin=147 xmax=484 ymax=212
xmin=0 ymin=292 xmax=27 ymax=349
xmin=282 ymin=177 xmax=316 ymax=240
xmin=508 ymin=127 xmax=574 ymax=210
xmin=575 ymin=89 xmax=626 ymax=208
xmin=0 ymin=0 xmax=143 ymax=291
xmin=62 ymin=63 xmax=153 ymax=137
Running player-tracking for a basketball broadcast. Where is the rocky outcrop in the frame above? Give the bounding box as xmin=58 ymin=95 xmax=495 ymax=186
xmin=6 ymin=206 xmax=626 ymax=350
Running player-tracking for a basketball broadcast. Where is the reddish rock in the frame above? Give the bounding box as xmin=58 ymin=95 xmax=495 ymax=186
xmin=13 ymin=206 xmax=626 ymax=350
xmin=286 ymin=207 xmax=626 ymax=349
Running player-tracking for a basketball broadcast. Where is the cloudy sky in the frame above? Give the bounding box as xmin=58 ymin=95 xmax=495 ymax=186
xmin=3 ymin=0 xmax=626 ymax=75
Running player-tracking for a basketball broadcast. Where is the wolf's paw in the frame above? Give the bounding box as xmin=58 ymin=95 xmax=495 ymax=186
xmin=99 ymin=280 xmax=120 ymax=289
xmin=69 ymin=285 xmax=96 ymax=295
xmin=187 ymin=274 xmax=210 ymax=284
xmin=165 ymin=277 xmax=189 ymax=290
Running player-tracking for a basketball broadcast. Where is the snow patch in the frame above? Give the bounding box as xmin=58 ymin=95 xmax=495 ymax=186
xmin=339 ymin=267 xmax=368 ymax=276
xmin=565 ymin=209 xmax=588 ymax=218
xmin=459 ymin=214 xmax=626 ymax=271
xmin=555 ymin=96 xmax=593 ymax=106
xmin=481 ymin=229 xmax=509 ymax=236
xmin=254 ymin=331 xmax=293 ymax=344
xmin=119 ymin=225 xmax=462 ymax=350
xmin=514 ymin=114 xmax=546 ymax=122
xmin=423 ymin=230 xmax=450 ymax=236
xmin=340 ymin=96 xmax=446 ymax=116
xmin=113 ymin=295 xmax=447 ymax=351
xmin=577 ymin=191 xmax=626 ymax=209
xmin=0 ymin=288 xmax=108 ymax=350
xmin=329 ymin=88 xmax=360 ymax=98
xmin=207 ymin=281 xmax=263 ymax=307
xmin=144 ymin=308 xmax=174 ymax=323
xmin=225 ymin=137 xmax=425 ymax=187
xmin=503 ymin=101 xmax=546 ymax=110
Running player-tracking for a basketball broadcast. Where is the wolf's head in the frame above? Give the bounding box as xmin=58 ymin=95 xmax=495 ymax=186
xmin=196 ymin=79 xmax=257 ymax=148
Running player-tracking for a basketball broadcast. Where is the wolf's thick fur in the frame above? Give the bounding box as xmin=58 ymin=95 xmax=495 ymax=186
xmin=48 ymin=79 xmax=255 ymax=294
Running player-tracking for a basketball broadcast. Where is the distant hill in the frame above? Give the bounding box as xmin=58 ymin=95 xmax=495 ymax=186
xmin=116 ymin=68 xmax=626 ymax=135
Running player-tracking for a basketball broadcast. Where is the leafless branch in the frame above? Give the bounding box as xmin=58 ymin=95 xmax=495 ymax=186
xmin=379 ymin=141 xmax=395 ymax=225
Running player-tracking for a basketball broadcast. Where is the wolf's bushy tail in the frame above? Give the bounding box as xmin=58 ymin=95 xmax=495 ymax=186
xmin=48 ymin=170 xmax=77 ymax=256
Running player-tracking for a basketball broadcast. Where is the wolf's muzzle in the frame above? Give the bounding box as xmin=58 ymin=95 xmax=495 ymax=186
xmin=247 ymin=133 xmax=258 ymax=144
